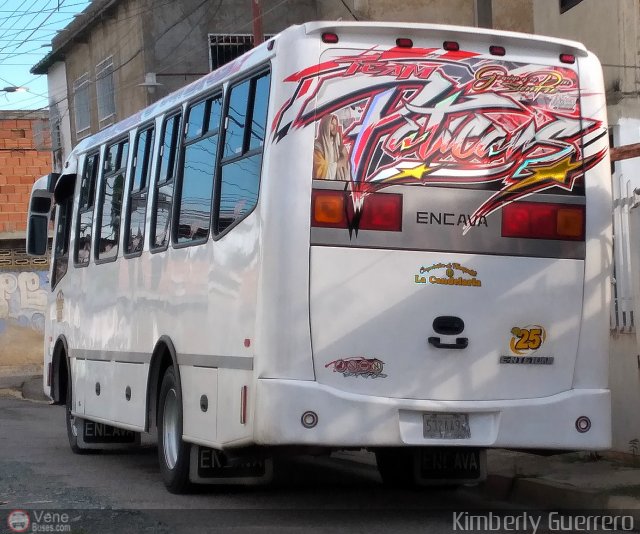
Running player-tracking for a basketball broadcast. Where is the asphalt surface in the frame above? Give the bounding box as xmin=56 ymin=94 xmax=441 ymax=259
xmin=0 ymin=395 xmax=514 ymax=534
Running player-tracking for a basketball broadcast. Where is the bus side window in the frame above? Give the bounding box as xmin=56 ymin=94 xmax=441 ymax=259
xmin=151 ymin=113 xmax=182 ymax=251
xmin=125 ymin=125 xmax=154 ymax=255
xmin=75 ymin=152 xmax=100 ymax=266
xmin=175 ymin=94 xmax=222 ymax=244
xmin=97 ymin=138 xmax=129 ymax=262
xmin=215 ymin=70 xmax=270 ymax=235
xmin=52 ymin=196 xmax=73 ymax=288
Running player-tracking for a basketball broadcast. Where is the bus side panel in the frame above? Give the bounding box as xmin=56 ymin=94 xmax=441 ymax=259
xmin=572 ymin=51 xmax=612 ymax=392
xmin=253 ymin=29 xmax=319 ymax=382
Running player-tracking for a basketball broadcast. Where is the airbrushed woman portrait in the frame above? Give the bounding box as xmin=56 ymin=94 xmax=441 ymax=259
xmin=313 ymin=114 xmax=350 ymax=180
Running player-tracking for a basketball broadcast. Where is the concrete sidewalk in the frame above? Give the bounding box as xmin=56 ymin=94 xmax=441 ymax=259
xmin=4 ymin=368 xmax=640 ymax=510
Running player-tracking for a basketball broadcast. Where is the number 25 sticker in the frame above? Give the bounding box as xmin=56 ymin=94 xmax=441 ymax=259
xmin=510 ymin=325 xmax=546 ymax=355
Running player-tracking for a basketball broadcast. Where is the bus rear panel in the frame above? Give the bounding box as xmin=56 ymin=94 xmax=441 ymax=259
xmin=256 ymin=22 xmax=611 ymax=452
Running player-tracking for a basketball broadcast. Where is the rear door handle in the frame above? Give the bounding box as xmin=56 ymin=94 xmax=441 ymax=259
xmin=428 ymin=337 xmax=468 ymax=350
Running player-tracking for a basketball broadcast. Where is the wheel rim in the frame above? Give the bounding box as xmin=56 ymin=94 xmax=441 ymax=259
xmin=163 ymin=388 xmax=180 ymax=470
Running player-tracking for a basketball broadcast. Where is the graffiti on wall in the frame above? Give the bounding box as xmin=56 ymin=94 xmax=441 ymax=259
xmin=0 ymin=271 xmax=49 ymax=334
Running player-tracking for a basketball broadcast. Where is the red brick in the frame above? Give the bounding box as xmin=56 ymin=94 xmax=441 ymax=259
xmin=0 ymin=202 xmax=17 ymax=212
xmin=2 ymin=185 xmax=15 ymax=194
xmin=7 ymin=193 xmax=20 ymax=203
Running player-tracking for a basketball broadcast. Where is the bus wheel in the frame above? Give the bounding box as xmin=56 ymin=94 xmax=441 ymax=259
xmin=65 ymin=374 xmax=93 ymax=455
xmin=375 ymin=448 xmax=415 ymax=487
xmin=157 ymin=366 xmax=191 ymax=493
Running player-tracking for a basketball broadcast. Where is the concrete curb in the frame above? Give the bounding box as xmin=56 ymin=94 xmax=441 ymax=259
xmin=0 ymin=373 xmax=49 ymax=402
xmin=482 ymin=473 xmax=638 ymax=510
xmin=21 ymin=375 xmax=49 ymax=402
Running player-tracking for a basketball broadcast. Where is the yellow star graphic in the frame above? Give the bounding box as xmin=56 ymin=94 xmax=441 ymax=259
xmin=506 ymin=156 xmax=582 ymax=193
xmin=384 ymin=163 xmax=432 ymax=182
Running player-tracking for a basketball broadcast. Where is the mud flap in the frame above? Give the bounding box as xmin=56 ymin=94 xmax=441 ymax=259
xmin=189 ymin=446 xmax=273 ymax=485
xmin=75 ymin=419 xmax=141 ymax=450
xmin=414 ymin=447 xmax=486 ymax=486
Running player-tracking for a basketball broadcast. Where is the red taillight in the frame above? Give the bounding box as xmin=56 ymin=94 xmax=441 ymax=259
xmin=489 ymin=45 xmax=505 ymax=56
xmin=443 ymin=41 xmax=460 ymax=52
xmin=322 ymin=32 xmax=339 ymax=44
xmin=360 ymin=193 xmax=402 ymax=231
xmin=502 ymin=202 xmax=585 ymax=241
xmin=396 ymin=38 xmax=413 ymax=48
xmin=560 ymin=53 xmax=575 ymax=64
xmin=311 ymin=190 xmax=402 ymax=232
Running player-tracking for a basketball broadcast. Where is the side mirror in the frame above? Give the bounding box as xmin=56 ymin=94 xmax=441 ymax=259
xmin=26 ymin=177 xmax=54 ymax=257
xmin=27 ymin=214 xmax=49 ymax=256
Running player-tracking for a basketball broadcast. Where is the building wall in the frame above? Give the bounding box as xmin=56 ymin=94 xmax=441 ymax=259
xmin=65 ymin=0 xmax=146 ymax=145
xmin=0 ymin=251 xmax=49 ymax=371
xmin=0 ymin=112 xmax=51 ymax=371
xmin=0 ymin=111 xmax=51 ymax=237
xmin=47 ymin=61 xmax=72 ymax=173
xmin=143 ymin=0 xmax=318 ymax=101
xmin=533 ymin=0 xmax=639 ymax=95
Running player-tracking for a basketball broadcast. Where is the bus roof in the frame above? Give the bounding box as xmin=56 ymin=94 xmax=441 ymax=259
xmin=302 ymin=21 xmax=588 ymax=56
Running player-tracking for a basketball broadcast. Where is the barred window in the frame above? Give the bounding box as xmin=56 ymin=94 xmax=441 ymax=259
xmin=73 ymin=73 xmax=90 ymax=135
xmin=208 ymin=34 xmax=273 ymax=70
xmin=96 ymin=57 xmax=115 ymax=124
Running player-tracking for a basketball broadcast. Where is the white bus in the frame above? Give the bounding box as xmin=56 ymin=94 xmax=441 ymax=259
xmin=27 ymin=21 xmax=612 ymax=493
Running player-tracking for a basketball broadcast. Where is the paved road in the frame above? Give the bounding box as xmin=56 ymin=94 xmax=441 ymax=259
xmin=0 ymin=395 xmax=510 ymax=533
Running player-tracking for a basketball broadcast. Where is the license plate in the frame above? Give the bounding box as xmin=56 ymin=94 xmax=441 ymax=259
xmin=82 ymin=421 xmax=137 ymax=444
xmin=423 ymin=413 xmax=470 ymax=439
xmin=420 ymin=448 xmax=483 ymax=480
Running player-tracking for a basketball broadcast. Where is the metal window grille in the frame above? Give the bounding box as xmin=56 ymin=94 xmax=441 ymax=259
xmin=73 ymin=73 xmax=90 ymax=134
xmin=208 ymin=34 xmax=273 ymax=71
xmin=96 ymin=57 xmax=115 ymax=124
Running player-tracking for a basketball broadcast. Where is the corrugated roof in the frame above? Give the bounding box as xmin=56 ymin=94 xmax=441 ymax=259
xmin=31 ymin=0 xmax=121 ymax=74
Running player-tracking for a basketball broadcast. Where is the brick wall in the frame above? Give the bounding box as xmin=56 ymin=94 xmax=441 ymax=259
xmin=0 ymin=111 xmax=51 ymax=235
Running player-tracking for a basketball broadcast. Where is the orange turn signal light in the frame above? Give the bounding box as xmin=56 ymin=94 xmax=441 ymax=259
xmin=312 ymin=190 xmax=346 ymax=227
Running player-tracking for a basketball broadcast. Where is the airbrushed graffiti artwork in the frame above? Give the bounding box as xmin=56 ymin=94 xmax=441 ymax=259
xmin=273 ymin=46 xmax=607 ymax=232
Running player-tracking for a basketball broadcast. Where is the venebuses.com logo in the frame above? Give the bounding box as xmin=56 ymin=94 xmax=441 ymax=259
xmin=6 ymin=509 xmax=72 ymax=533
xmin=7 ymin=510 xmax=30 ymax=533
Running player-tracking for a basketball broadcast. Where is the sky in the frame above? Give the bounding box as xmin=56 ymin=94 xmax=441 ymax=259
xmin=0 ymin=0 xmax=90 ymax=111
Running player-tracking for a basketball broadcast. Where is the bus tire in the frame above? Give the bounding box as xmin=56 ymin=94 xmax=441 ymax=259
xmin=65 ymin=373 xmax=94 ymax=455
xmin=375 ymin=448 xmax=415 ymax=487
xmin=157 ymin=366 xmax=191 ymax=493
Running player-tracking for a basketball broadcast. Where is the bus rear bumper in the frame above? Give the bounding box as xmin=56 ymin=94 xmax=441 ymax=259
xmin=254 ymin=379 xmax=611 ymax=450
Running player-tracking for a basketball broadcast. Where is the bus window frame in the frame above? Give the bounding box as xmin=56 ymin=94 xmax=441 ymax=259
xmin=124 ymin=122 xmax=156 ymax=259
xmin=51 ymin=193 xmax=74 ymax=289
xmin=172 ymin=91 xmax=223 ymax=250
xmin=212 ymin=65 xmax=271 ymax=240
xmin=94 ymin=135 xmax=130 ymax=265
xmin=74 ymin=150 xmax=102 ymax=268
xmin=150 ymin=109 xmax=184 ymax=254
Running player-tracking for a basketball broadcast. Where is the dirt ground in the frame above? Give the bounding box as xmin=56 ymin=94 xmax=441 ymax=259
xmin=0 ymin=323 xmax=44 ymax=368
